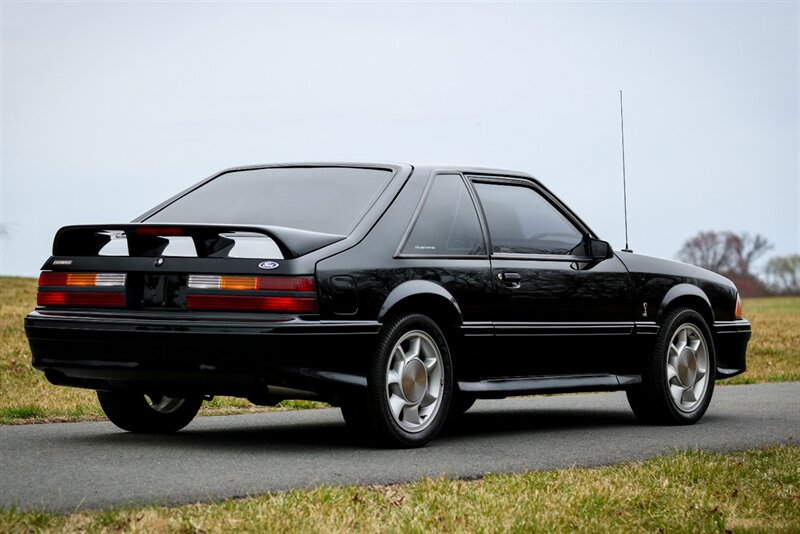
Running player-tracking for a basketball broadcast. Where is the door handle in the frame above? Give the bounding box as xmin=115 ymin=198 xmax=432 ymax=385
xmin=499 ymin=272 xmax=522 ymax=289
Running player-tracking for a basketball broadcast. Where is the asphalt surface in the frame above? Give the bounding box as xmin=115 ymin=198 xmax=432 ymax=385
xmin=1 ymin=382 xmax=797 ymax=512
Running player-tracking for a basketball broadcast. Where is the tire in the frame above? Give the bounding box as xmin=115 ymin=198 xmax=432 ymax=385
xmin=97 ymin=391 xmax=203 ymax=433
xmin=360 ymin=313 xmax=453 ymax=448
xmin=627 ymin=307 xmax=716 ymax=425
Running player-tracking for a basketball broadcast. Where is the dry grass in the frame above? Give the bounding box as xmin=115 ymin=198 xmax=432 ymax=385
xmin=1 ymin=276 xmax=797 ymax=423
xmin=0 ymin=277 xmax=101 ymax=421
xmin=1 ymin=445 xmax=797 ymax=533
xmin=723 ymin=296 xmax=800 ymax=384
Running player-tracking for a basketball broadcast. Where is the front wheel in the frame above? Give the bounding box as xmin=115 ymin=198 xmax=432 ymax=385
xmin=627 ymin=307 xmax=716 ymax=425
xmin=97 ymin=391 xmax=203 ymax=433
xmin=361 ymin=313 xmax=453 ymax=448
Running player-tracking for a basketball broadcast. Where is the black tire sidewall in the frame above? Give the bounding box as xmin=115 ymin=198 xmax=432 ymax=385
xmin=651 ymin=308 xmax=716 ymax=423
xmin=366 ymin=313 xmax=453 ymax=447
xmin=97 ymin=391 xmax=202 ymax=433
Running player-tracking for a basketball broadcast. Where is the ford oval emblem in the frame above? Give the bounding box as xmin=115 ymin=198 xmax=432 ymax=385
xmin=258 ymin=261 xmax=280 ymax=270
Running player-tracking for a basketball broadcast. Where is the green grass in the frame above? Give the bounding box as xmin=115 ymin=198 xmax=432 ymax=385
xmin=1 ymin=445 xmax=797 ymax=532
xmin=1 ymin=276 xmax=797 ymax=423
xmin=0 ymin=405 xmax=47 ymax=423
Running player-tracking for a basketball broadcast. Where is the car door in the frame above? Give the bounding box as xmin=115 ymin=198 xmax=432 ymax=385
xmin=469 ymin=176 xmax=635 ymax=378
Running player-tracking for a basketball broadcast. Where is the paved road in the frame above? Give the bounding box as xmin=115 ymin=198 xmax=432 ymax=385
xmin=1 ymin=382 xmax=797 ymax=512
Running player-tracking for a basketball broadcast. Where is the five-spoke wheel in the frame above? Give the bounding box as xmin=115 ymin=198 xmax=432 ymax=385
xmin=665 ymin=323 xmax=710 ymax=412
xmin=627 ymin=307 xmax=716 ymax=424
xmin=385 ymin=330 xmax=444 ymax=433
xmin=353 ymin=313 xmax=453 ymax=447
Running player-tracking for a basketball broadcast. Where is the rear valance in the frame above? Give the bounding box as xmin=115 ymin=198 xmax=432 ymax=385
xmin=52 ymin=224 xmax=345 ymax=259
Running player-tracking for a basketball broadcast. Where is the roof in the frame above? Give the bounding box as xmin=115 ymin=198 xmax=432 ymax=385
xmin=213 ymin=161 xmax=540 ymax=182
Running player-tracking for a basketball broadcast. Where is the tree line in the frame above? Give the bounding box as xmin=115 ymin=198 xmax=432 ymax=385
xmin=677 ymin=230 xmax=799 ymax=297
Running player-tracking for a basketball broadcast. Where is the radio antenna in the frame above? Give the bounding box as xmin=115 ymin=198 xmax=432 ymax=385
xmin=619 ymin=90 xmax=632 ymax=252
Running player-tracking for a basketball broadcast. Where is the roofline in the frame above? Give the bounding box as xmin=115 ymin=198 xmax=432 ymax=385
xmin=132 ymin=162 xmax=413 ymax=223
xmin=212 ymin=162 xmax=536 ymax=180
xmin=212 ymin=161 xmax=411 ymax=175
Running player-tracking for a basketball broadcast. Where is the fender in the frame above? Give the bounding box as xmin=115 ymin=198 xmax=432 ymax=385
xmin=657 ymin=283 xmax=713 ymax=322
xmin=377 ymin=280 xmax=463 ymax=323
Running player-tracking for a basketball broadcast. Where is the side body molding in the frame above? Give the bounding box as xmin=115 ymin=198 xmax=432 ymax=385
xmin=377 ymin=280 xmax=463 ymax=323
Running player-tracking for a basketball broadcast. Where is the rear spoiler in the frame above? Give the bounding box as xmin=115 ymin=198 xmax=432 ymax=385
xmin=52 ymin=224 xmax=346 ymax=259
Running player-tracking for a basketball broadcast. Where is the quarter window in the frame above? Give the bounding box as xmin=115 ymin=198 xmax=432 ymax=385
xmin=402 ymin=174 xmax=485 ymax=256
xmin=474 ymin=182 xmax=584 ymax=255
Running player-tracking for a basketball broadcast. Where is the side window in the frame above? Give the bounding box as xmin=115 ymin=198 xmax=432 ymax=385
xmin=402 ymin=174 xmax=485 ymax=256
xmin=474 ymin=182 xmax=584 ymax=255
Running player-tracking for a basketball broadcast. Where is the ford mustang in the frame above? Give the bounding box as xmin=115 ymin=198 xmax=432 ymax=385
xmin=25 ymin=163 xmax=751 ymax=447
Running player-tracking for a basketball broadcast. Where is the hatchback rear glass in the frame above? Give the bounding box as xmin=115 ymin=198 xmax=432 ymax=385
xmin=145 ymin=166 xmax=394 ymax=235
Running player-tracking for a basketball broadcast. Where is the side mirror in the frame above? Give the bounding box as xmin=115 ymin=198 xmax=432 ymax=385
xmin=588 ymin=238 xmax=614 ymax=260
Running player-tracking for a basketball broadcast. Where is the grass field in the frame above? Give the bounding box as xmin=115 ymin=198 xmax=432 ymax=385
xmin=728 ymin=296 xmax=800 ymax=383
xmin=1 ymin=445 xmax=797 ymax=533
xmin=1 ymin=276 xmax=798 ymax=423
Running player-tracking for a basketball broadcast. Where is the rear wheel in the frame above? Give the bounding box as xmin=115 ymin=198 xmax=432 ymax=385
xmin=627 ymin=307 xmax=716 ymax=424
xmin=97 ymin=391 xmax=203 ymax=433
xmin=354 ymin=313 xmax=453 ymax=447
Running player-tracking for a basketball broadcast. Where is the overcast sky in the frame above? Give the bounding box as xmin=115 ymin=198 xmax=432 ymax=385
xmin=1 ymin=1 xmax=798 ymax=277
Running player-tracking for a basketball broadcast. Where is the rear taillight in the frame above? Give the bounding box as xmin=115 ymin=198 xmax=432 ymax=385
xmin=37 ymin=272 xmax=127 ymax=308
xmin=37 ymin=292 xmax=126 ymax=307
xmin=186 ymin=275 xmax=317 ymax=313
xmin=186 ymin=295 xmax=316 ymax=312
xmin=39 ymin=272 xmax=126 ymax=287
xmin=187 ymin=275 xmax=314 ymax=292
xmin=735 ymin=293 xmax=743 ymax=319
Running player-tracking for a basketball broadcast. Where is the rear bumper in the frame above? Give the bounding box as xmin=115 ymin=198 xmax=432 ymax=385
xmin=713 ymin=319 xmax=751 ymax=379
xmin=25 ymin=309 xmax=378 ymax=399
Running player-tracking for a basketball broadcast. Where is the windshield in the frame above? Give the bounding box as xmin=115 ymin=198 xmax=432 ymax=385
xmin=145 ymin=166 xmax=393 ymax=235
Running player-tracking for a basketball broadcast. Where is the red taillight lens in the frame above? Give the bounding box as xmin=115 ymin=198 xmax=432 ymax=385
xmin=37 ymin=292 xmax=126 ymax=307
xmin=133 ymin=227 xmax=185 ymax=236
xmin=735 ymin=293 xmax=743 ymax=319
xmin=37 ymin=272 xmax=126 ymax=308
xmin=39 ymin=272 xmax=68 ymax=286
xmin=186 ymin=295 xmax=317 ymax=313
xmin=256 ymin=277 xmax=315 ymax=292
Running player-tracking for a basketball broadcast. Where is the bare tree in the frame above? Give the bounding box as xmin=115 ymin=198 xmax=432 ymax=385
xmin=676 ymin=231 xmax=772 ymax=277
xmin=676 ymin=230 xmax=774 ymax=297
xmin=765 ymin=255 xmax=800 ymax=295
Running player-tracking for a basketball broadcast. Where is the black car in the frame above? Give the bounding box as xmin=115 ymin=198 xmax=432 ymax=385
xmin=25 ymin=163 xmax=751 ymax=447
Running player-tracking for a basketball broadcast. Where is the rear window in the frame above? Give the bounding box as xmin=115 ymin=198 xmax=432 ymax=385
xmin=146 ymin=167 xmax=393 ymax=235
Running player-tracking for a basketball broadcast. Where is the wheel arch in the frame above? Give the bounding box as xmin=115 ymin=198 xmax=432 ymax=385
xmin=657 ymin=283 xmax=714 ymax=328
xmin=377 ymin=281 xmax=463 ymax=329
